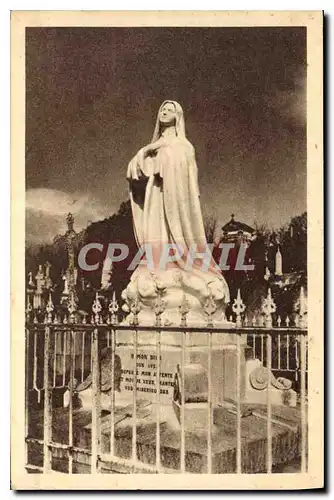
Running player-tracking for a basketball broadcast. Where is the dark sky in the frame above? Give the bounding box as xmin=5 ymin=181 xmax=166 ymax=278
xmin=26 ymin=27 xmax=306 ymax=244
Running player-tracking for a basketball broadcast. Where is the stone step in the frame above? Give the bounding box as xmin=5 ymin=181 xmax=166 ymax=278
xmin=26 ymin=402 xmax=304 ymax=473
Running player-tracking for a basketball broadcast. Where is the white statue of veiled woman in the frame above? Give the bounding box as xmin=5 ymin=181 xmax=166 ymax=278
xmin=123 ymin=101 xmax=230 ymax=326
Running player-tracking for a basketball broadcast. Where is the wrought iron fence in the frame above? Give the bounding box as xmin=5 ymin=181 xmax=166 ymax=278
xmin=25 ymin=287 xmax=308 ymax=474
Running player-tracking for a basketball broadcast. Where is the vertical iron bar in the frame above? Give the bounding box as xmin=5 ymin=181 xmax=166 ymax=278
xmin=43 ymin=326 xmax=52 ymax=473
xmin=155 ymin=329 xmax=161 ymax=470
xmin=156 ymin=328 xmax=161 ymax=471
xmin=110 ymin=328 xmax=115 ymax=457
xmin=287 ymin=334 xmax=290 ymax=370
xmin=90 ymin=330 xmax=93 ymax=373
xmin=306 ymin=339 xmax=308 ymax=374
xmin=266 ymin=333 xmax=272 ymax=473
xmin=25 ymin=328 xmax=30 ymax=467
xmin=91 ymin=327 xmax=101 ymax=474
xmin=53 ymin=331 xmax=57 ymax=387
xmin=236 ymin=334 xmax=242 ymax=473
xmin=252 ymin=333 xmax=256 ymax=359
xmin=33 ymin=331 xmax=38 ymax=396
xmin=68 ymin=330 xmax=75 ymax=474
xmin=180 ymin=331 xmax=185 ymax=473
xmin=295 ymin=337 xmax=299 ymax=382
xmin=300 ymin=334 xmax=307 ymax=472
xmin=62 ymin=331 xmax=67 ymax=386
xmin=261 ymin=333 xmax=264 ymax=362
xmin=278 ymin=334 xmax=281 ymax=370
xmin=207 ymin=331 xmax=212 ymax=473
xmin=81 ymin=331 xmax=85 ymax=383
xmin=132 ymin=329 xmax=138 ymax=464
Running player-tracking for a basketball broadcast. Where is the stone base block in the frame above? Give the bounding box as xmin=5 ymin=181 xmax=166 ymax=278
xmin=172 ymin=400 xmax=210 ymax=430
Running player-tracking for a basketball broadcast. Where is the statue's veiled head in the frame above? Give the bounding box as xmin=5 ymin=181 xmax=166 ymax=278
xmin=152 ymin=100 xmax=186 ymax=141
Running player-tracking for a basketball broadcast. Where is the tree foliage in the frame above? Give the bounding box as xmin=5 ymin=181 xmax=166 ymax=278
xmin=26 ymin=201 xmax=307 ymax=315
xmin=203 ymin=215 xmax=218 ymax=244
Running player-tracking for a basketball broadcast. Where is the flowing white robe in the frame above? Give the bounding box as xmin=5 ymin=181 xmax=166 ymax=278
xmin=127 ymin=136 xmax=229 ymax=299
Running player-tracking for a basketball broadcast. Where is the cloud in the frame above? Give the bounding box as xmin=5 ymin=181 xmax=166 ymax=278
xmin=265 ymin=72 xmax=306 ymax=126
xmin=26 ymin=188 xmax=114 ymax=244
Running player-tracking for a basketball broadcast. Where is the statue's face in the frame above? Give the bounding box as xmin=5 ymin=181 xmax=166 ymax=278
xmin=159 ymin=102 xmax=176 ymax=126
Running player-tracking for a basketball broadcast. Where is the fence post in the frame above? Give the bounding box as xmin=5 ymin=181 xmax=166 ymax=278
xmin=108 ymin=292 xmax=119 ymax=458
xmin=207 ymin=330 xmax=213 ymax=473
xmin=300 ymin=333 xmax=307 ymax=472
xmin=154 ymin=283 xmax=166 ymax=472
xmin=266 ymin=334 xmax=272 ymax=473
xmin=130 ymin=296 xmax=141 ymax=467
xmin=236 ymin=333 xmax=242 ymax=473
xmin=25 ymin=328 xmax=30 ymax=468
xmin=232 ymin=289 xmax=245 ymax=327
xmin=91 ymin=326 xmax=101 ymax=474
xmin=43 ymin=325 xmax=52 ymax=473
xmin=262 ymin=288 xmax=276 ymax=328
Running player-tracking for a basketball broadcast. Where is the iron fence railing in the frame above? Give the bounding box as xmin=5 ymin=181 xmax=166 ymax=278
xmin=25 ymin=287 xmax=308 ymax=474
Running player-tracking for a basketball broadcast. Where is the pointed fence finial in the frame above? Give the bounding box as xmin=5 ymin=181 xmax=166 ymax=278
xmin=261 ymin=287 xmax=276 ymax=328
xmin=204 ymin=293 xmax=217 ymax=327
xmin=285 ymin=316 xmax=290 ymax=327
xmin=92 ymin=292 xmax=102 ymax=324
xmin=277 ymin=315 xmax=282 ymax=327
xmin=130 ymin=295 xmax=141 ymax=326
xmin=232 ymin=289 xmax=246 ymax=327
xmin=109 ymin=291 xmax=119 ymax=324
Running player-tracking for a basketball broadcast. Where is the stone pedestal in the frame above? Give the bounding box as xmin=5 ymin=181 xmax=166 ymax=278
xmin=115 ymin=329 xmax=240 ymax=408
xmin=121 ymin=266 xmax=231 ymax=328
xmin=67 ymin=331 xmax=296 ymax=416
